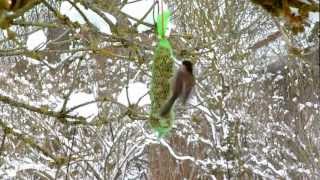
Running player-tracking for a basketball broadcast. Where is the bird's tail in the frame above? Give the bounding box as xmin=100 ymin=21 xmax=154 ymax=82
xmin=159 ymin=96 xmax=177 ymax=117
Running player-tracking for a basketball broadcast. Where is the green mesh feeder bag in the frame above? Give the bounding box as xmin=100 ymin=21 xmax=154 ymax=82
xmin=149 ymin=10 xmax=174 ymax=138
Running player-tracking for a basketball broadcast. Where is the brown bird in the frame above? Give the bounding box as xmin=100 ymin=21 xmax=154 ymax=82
xmin=160 ymin=60 xmax=195 ymax=117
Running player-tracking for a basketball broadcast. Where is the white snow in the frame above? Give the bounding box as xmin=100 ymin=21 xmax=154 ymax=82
xmin=298 ymin=103 xmax=305 ymax=111
xmin=26 ymin=57 xmax=41 ymax=65
xmin=60 ymin=0 xmax=172 ymax=34
xmin=60 ymin=1 xmax=116 ymax=34
xmin=305 ymin=101 xmax=313 ymax=108
xmin=2 ymin=158 xmax=55 ymax=178
xmin=274 ymin=74 xmax=284 ymax=82
xmin=67 ymin=92 xmax=98 ymax=120
xmin=309 ymin=12 xmax=320 ymax=23
xmin=117 ymin=81 xmax=150 ymax=106
xmin=26 ymin=30 xmax=47 ymax=50
xmin=121 ymin=0 xmax=171 ymax=33
xmin=121 ymin=0 xmax=155 ymax=32
xmin=51 ymin=92 xmax=99 ymax=121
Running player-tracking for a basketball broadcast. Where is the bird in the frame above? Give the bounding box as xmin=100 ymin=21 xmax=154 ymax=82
xmin=159 ymin=60 xmax=195 ymax=117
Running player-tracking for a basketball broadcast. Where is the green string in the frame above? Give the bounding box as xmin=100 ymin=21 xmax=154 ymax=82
xmin=156 ymin=10 xmax=171 ymax=40
xmin=155 ymin=126 xmax=171 ymax=138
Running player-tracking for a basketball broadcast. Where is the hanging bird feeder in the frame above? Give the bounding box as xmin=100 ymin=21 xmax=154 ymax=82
xmin=149 ymin=10 xmax=174 ymax=137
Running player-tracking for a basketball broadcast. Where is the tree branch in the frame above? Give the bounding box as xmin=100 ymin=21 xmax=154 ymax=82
xmin=0 ymin=94 xmax=86 ymax=124
xmin=248 ymin=31 xmax=282 ymax=50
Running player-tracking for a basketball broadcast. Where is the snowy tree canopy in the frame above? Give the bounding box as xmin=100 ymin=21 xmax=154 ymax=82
xmin=0 ymin=0 xmax=319 ymax=179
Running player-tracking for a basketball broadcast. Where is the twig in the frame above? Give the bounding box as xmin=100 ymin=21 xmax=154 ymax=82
xmin=65 ymin=128 xmax=77 ymax=180
xmin=133 ymin=0 xmax=157 ymax=28
xmin=248 ymin=31 xmax=282 ymax=50
xmin=0 ymin=94 xmax=86 ymax=124
xmin=0 ymin=119 xmax=58 ymax=161
xmin=0 ymin=132 xmax=6 ymax=157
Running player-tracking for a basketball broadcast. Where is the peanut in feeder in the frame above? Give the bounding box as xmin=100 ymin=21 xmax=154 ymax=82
xmin=149 ymin=10 xmax=174 ymax=137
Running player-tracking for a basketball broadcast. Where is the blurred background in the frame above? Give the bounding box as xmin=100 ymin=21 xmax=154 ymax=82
xmin=0 ymin=0 xmax=319 ymax=179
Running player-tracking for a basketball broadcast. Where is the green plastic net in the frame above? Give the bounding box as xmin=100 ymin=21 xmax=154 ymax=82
xmin=149 ymin=10 xmax=175 ymax=138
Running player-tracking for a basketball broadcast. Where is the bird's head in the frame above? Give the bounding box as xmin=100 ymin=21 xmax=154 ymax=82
xmin=182 ymin=60 xmax=193 ymax=74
